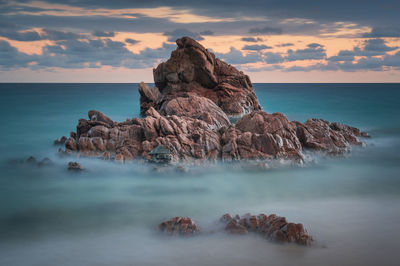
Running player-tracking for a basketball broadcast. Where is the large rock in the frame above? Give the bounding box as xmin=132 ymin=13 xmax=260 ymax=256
xmin=227 ymin=111 xmax=303 ymax=161
xmin=64 ymin=36 xmax=369 ymax=163
xmin=144 ymin=36 xmax=261 ymax=117
xmin=295 ymin=119 xmax=364 ymax=155
xmin=138 ymin=82 xmax=161 ymax=116
xmin=160 ymin=95 xmax=231 ymax=130
xmin=65 ymin=109 xmax=367 ymax=163
xmin=67 ymin=108 xmax=222 ymax=162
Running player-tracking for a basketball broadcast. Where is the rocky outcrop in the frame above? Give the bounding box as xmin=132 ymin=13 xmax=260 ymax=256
xmin=62 ymin=36 xmax=369 ymax=163
xmin=218 ymin=213 xmax=313 ymax=245
xmin=158 ymin=216 xmax=200 ymax=236
xmin=54 ymin=136 xmax=67 ymax=145
xmin=138 ymin=82 xmax=161 ymax=116
xmin=221 ymin=111 xmax=303 ymax=161
xmin=64 ymin=108 xmax=367 ymax=163
xmin=65 ymin=107 xmax=222 ymax=162
xmin=158 ymin=213 xmax=313 ymax=246
xmin=160 ymin=95 xmax=231 ymax=130
xmin=68 ymin=161 xmax=84 ymax=171
xmin=295 ymin=119 xmax=365 ymax=155
xmin=9 ymin=156 xmax=53 ymax=167
xmin=145 ymin=36 xmax=261 ymax=118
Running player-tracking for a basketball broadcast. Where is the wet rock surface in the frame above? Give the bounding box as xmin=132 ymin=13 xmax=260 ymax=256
xmin=218 ymin=213 xmax=313 ymax=245
xmin=158 ymin=216 xmax=200 ymax=236
xmin=67 ymin=161 xmax=84 ymax=171
xmin=63 ymin=36 xmax=369 ymax=164
xmin=9 ymin=156 xmax=54 ymax=167
xmin=159 ymin=213 xmax=313 ymax=246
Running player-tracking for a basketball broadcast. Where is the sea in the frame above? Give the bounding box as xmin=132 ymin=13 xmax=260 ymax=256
xmin=0 ymin=83 xmax=399 ymax=266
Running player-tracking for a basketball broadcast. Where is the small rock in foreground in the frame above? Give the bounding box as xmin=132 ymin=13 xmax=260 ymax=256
xmin=68 ymin=161 xmax=84 ymax=171
xmin=159 ymin=213 xmax=313 ymax=246
xmin=218 ymin=213 xmax=313 ymax=245
xmin=158 ymin=216 xmax=200 ymax=236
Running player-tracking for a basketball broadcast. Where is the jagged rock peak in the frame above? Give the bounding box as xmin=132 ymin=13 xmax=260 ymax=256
xmin=140 ymin=36 xmax=261 ymax=119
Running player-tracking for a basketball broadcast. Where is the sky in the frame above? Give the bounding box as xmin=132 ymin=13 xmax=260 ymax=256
xmin=0 ymin=0 xmax=400 ymax=82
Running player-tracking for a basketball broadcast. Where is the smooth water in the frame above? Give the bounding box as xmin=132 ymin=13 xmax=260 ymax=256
xmin=0 ymin=83 xmax=399 ymax=266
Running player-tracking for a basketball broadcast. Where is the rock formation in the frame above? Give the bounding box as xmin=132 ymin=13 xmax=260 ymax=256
xmin=158 ymin=216 xmax=200 ymax=236
xmin=148 ymin=36 xmax=261 ymax=118
xmin=68 ymin=161 xmax=84 ymax=171
xmin=218 ymin=213 xmax=313 ymax=245
xmin=158 ymin=213 xmax=313 ymax=246
xmin=62 ymin=36 xmax=369 ymax=163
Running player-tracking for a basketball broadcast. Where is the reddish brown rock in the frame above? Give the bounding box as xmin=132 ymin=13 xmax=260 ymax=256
xmin=54 ymin=136 xmax=67 ymax=145
xmin=218 ymin=213 xmax=313 ymax=245
xmin=295 ymin=119 xmax=365 ymax=155
xmin=158 ymin=216 xmax=200 ymax=236
xmin=221 ymin=111 xmax=303 ymax=161
xmin=88 ymin=110 xmax=114 ymax=126
xmin=68 ymin=161 xmax=84 ymax=171
xmin=146 ymin=36 xmax=261 ymax=118
xmin=65 ymin=137 xmax=77 ymax=151
xmin=138 ymin=82 xmax=161 ymax=116
xmin=160 ymin=95 xmax=231 ymax=130
xmin=69 ymin=108 xmax=222 ymax=162
xmin=63 ymin=36 xmax=368 ymax=164
xmin=224 ymin=219 xmax=248 ymax=234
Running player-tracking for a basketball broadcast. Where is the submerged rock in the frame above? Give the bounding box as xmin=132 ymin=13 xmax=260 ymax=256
xmin=26 ymin=156 xmax=37 ymax=164
xmin=9 ymin=156 xmax=54 ymax=167
xmin=37 ymin=157 xmax=53 ymax=167
xmin=158 ymin=217 xmax=200 ymax=236
xmin=158 ymin=213 xmax=313 ymax=246
xmin=63 ymin=36 xmax=369 ymax=164
xmin=218 ymin=213 xmax=313 ymax=245
xmin=67 ymin=161 xmax=84 ymax=171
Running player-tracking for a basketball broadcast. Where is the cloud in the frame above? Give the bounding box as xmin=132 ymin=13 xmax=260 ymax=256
xmin=92 ymin=31 xmax=115 ymax=37
xmin=383 ymin=51 xmax=400 ymax=67
xmin=42 ymin=29 xmax=83 ymax=40
xmin=241 ymin=37 xmax=263 ymax=42
xmin=285 ymin=45 xmax=400 ymax=72
xmin=0 ymin=28 xmax=84 ymax=41
xmin=215 ymin=47 xmax=262 ymax=64
xmin=0 ymin=38 xmax=176 ymax=70
xmin=242 ymin=44 xmax=272 ymax=51
xmin=363 ymin=27 xmax=400 ymax=37
xmin=264 ymin=52 xmax=284 ymax=64
xmin=360 ymin=38 xmax=397 ymax=56
xmin=2 ymin=0 xmax=400 ymax=40
xmin=0 ymin=30 xmax=42 ymax=41
xmin=0 ymin=40 xmax=34 ymax=69
xmin=276 ymin=43 xmax=294 ymax=47
xmin=125 ymin=38 xmax=139 ymax=45
xmin=199 ymin=30 xmax=214 ymax=35
xmin=327 ymin=50 xmax=355 ymax=62
xmin=164 ymin=29 xmax=203 ymax=42
xmin=249 ymin=26 xmax=282 ymax=35
xmin=286 ymin=43 xmax=326 ymax=61
xmin=327 ymin=38 xmax=398 ymax=62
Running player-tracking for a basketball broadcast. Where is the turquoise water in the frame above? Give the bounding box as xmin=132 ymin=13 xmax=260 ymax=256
xmin=0 ymin=83 xmax=399 ymax=266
